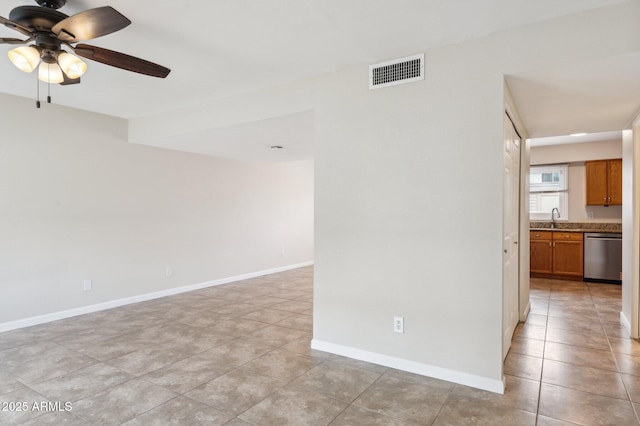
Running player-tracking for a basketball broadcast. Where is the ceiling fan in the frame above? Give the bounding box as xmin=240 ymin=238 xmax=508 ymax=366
xmin=0 ymin=0 xmax=170 ymax=103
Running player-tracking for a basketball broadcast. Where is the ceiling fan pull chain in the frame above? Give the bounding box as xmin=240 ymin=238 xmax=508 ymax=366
xmin=36 ymin=73 xmax=40 ymax=108
xmin=47 ymin=65 xmax=52 ymax=104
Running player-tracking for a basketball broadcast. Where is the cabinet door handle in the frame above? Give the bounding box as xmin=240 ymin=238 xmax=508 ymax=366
xmin=514 ymin=241 xmax=518 ymax=245
xmin=565 ymin=235 xmax=570 ymax=238
xmin=549 ymin=242 xmax=552 ymax=247
xmin=535 ymin=234 xmax=540 ymax=237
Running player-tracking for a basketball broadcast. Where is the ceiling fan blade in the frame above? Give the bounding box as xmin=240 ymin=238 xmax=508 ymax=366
xmin=52 ymin=6 xmax=131 ymax=42
xmin=0 ymin=37 xmax=32 ymax=45
xmin=74 ymin=44 xmax=171 ymax=78
xmin=0 ymin=15 xmax=34 ymax=37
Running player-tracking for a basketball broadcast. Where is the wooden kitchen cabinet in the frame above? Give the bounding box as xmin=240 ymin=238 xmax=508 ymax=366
xmin=530 ymin=231 xmax=552 ymax=274
xmin=530 ymin=231 xmax=583 ymax=279
xmin=586 ymin=159 xmax=622 ymax=206
xmin=551 ymin=232 xmax=583 ymax=277
xmin=609 ymin=159 xmax=623 ymax=204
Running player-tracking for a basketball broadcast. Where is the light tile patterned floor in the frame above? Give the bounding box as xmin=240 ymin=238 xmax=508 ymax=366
xmin=0 ymin=269 xmax=639 ymax=425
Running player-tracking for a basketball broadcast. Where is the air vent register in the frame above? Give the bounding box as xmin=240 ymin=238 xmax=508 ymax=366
xmin=369 ymin=53 xmax=424 ymax=89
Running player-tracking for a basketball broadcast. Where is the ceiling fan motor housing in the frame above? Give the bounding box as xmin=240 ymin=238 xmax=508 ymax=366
xmin=35 ymin=0 xmax=67 ymax=10
xmin=35 ymin=32 xmax=61 ymax=51
xmin=9 ymin=6 xmax=67 ymax=31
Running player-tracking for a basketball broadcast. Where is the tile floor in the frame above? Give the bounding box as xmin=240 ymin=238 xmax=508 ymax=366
xmin=0 ymin=268 xmax=638 ymax=425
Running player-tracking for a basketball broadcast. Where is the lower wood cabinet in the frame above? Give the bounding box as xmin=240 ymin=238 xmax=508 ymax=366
xmin=530 ymin=231 xmax=552 ymax=274
xmin=530 ymin=231 xmax=583 ymax=279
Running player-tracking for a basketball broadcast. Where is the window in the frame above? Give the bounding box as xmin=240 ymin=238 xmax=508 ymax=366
xmin=529 ymin=164 xmax=568 ymax=221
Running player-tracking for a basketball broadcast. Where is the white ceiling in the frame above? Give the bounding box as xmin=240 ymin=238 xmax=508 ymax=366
xmin=1 ymin=0 xmax=637 ymax=160
xmin=529 ymin=131 xmax=622 ymax=148
xmin=135 ymin=110 xmax=315 ymax=164
xmin=506 ymin=51 xmax=640 ymax=140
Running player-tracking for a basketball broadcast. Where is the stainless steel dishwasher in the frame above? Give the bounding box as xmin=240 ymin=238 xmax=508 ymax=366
xmin=584 ymin=233 xmax=622 ymax=284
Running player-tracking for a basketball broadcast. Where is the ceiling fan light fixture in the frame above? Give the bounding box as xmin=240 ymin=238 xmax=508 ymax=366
xmin=38 ymin=61 xmax=64 ymax=83
xmin=58 ymin=51 xmax=87 ymax=79
xmin=8 ymin=46 xmax=40 ymax=73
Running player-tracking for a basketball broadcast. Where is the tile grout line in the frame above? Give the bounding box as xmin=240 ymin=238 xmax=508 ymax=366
xmin=228 ymin=342 xmax=339 ymax=424
xmin=588 ymin=282 xmax=640 ymax=425
xmin=533 ymin=280 xmax=551 ymax=426
xmin=324 ymin=372 xmax=383 ymax=426
xmin=428 ymin=385 xmax=453 ymax=425
xmin=344 ymin=370 xmax=428 ymax=426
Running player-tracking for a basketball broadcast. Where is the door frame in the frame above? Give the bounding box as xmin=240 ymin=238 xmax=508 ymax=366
xmin=505 ymin=86 xmax=531 ymax=324
xmin=623 ymin=121 xmax=640 ymax=339
xmin=503 ymin=110 xmax=522 ymax=360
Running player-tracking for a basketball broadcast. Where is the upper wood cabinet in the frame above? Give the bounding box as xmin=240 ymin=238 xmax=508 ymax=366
xmin=585 ymin=159 xmax=622 ymax=206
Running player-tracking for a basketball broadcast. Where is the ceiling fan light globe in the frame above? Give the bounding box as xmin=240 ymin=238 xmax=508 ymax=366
xmin=58 ymin=52 xmax=87 ymax=79
xmin=38 ymin=62 xmax=64 ymax=84
xmin=8 ymin=46 xmax=41 ymax=73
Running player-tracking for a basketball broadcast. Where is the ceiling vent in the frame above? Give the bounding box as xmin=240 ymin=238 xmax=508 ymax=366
xmin=369 ymin=53 xmax=424 ymax=90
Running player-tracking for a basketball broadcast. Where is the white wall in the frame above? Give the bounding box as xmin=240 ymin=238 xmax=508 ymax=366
xmin=531 ymin=140 xmax=623 ymax=223
xmin=0 ymin=94 xmax=314 ymax=327
xmin=315 ymin=32 xmax=515 ymax=389
xmin=313 ymin=60 xmax=505 ymax=390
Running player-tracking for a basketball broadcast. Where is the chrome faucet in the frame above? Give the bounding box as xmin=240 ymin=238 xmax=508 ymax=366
xmin=551 ymin=208 xmax=560 ymax=229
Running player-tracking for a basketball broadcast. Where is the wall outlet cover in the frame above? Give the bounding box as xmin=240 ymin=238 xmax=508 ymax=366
xmin=393 ymin=316 xmax=404 ymax=333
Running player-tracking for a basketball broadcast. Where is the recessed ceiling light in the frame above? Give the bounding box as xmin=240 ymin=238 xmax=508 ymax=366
xmin=270 ymin=145 xmax=284 ymax=149
xmin=570 ymin=133 xmax=587 ymax=137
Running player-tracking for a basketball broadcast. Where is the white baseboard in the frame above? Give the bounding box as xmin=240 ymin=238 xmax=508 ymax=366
xmin=0 ymin=261 xmax=313 ymax=333
xmin=521 ymin=301 xmax=531 ymax=322
xmin=311 ymin=339 xmax=505 ymax=394
xmin=620 ymin=311 xmax=632 ymax=338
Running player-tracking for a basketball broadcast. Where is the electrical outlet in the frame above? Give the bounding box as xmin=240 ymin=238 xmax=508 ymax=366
xmin=165 ymin=266 xmax=173 ymax=277
xmin=393 ymin=316 xmax=404 ymax=333
xmin=83 ymin=280 xmax=92 ymax=291
xmin=586 ymin=211 xmax=594 ymax=219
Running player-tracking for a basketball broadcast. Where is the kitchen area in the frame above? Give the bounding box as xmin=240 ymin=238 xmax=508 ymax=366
xmin=529 ymin=134 xmax=623 ymax=284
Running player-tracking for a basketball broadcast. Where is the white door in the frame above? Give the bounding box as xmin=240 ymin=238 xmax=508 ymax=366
xmin=503 ymin=112 xmax=521 ymax=360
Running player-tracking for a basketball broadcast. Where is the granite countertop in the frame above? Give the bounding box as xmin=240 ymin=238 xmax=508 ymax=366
xmin=530 ymin=228 xmax=622 ymax=234
xmin=529 ymin=222 xmax=622 ymax=234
